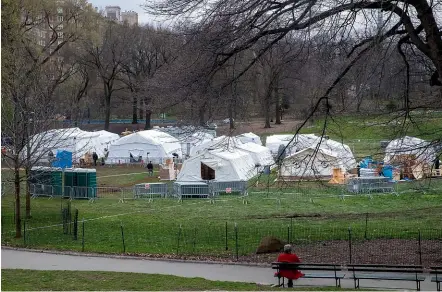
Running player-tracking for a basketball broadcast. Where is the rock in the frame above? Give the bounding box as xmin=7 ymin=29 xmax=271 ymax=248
xmin=256 ymin=236 xmax=285 ymax=254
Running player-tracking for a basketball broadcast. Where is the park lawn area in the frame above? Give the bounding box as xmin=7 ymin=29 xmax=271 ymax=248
xmin=1 ymin=269 xmax=350 ymax=291
xmin=2 ymin=178 xmax=442 ymax=256
xmin=293 ymin=111 xmax=442 ymax=158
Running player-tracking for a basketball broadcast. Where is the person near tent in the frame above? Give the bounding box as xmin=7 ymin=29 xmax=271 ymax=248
xmin=147 ymin=161 xmax=154 ymax=176
xmin=275 ymin=244 xmax=305 ymax=287
xmin=92 ymin=152 xmax=98 ymax=166
xmin=434 ymin=156 xmax=440 ymax=169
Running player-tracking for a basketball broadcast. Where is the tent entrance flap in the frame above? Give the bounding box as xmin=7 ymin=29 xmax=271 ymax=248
xmin=201 ymin=163 xmax=215 ymax=180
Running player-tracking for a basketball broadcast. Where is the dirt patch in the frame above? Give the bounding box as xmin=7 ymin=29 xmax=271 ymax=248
xmin=124 ymin=239 xmax=442 ymax=267
xmin=247 ymin=206 xmax=442 ymax=221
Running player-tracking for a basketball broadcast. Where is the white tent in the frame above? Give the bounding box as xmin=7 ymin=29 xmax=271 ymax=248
xmin=180 ymin=131 xmax=214 ymax=158
xmin=279 ymin=147 xmax=344 ymax=179
xmin=237 ymin=132 xmax=262 ymax=145
xmin=177 ymin=148 xmax=257 ymax=181
xmin=107 ymin=130 xmax=182 ymax=164
xmin=30 ymin=127 xmax=115 ymax=163
xmin=312 ymin=138 xmax=357 ymax=170
xmin=265 ymin=134 xmax=318 ymax=157
xmin=384 ymin=136 xmax=436 ymax=164
xmin=237 ymin=142 xmax=275 ymax=171
xmin=190 ymin=135 xmax=243 ymax=157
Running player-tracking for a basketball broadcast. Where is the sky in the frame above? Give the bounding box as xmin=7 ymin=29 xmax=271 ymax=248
xmin=88 ymin=0 xmax=167 ymax=25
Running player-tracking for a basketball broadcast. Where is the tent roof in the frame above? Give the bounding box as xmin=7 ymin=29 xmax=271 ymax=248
xmin=384 ymin=136 xmax=436 ymax=163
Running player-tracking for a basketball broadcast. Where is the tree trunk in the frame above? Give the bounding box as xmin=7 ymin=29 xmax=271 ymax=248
xmin=104 ymin=95 xmax=111 ymax=131
xmin=25 ymin=121 xmax=31 ymax=219
xmin=228 ymin=101 xmax=235 ymax=130
xmin=25 ymin=167 xmax=31 ymax=219
xmin=264 ymin=83 xmax=272 ymax=128
xmin=14 ymin=162 xmax=21 ymax=238
xmin=198 ymin=103 xmax=206 ymax=126
xmin=144 ymin=109 xmax=152 ymax=130
xmin=139 ymin=98 xmax=144 ymax=122
xmin=275 ymin=83 xmax=281 ymax=125
xmin=132 ymin=94 xmax=138 ymax=124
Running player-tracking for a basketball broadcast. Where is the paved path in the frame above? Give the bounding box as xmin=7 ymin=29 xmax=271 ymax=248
xmin=1 ymin=249 xmax=435 ymax=290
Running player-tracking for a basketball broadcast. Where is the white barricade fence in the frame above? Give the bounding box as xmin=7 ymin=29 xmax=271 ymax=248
xmin=133 ymin=183 xmax=169 ymax=199
xmin=96 ymin=187 xmax=123 ymax=199
xmin=30 ymin=184 xmax=54 ymax=198
xmin=70 ymin=186 xmax=96 ymax=200
xmin=173 ymin=181 xmax=210 ymax=200
xmin=209 ymin=181 xmax=247 ymax=196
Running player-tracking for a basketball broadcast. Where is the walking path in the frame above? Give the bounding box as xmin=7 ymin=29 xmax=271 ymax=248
xmin=1 ymin=248 xmax=435 ymax=290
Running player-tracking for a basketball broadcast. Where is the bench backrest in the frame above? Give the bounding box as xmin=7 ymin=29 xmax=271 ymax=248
xmin=272 ymin=262 xmax=343 ymax=271
xmin=348 ymin=264 xmax=423 ymax=274
xmin=430 ymin=266 xmax=442 ymax=274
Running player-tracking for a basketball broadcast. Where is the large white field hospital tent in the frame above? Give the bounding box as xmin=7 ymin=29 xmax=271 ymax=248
xmin=107 ymin=130 xmax=182 ymax=164
xmin=190 ymin=136 xmax=244 ymax=157
xmin=317 ymin=138 xmax=356 ymax=170
xmin=237 ymin=142 xmax=275 ymax=171
xmin=180 ymin=131 xmax=214 ymax=158
xmin=177 ymin=148 xmax=257 ymax=181
xmin=30 ymin=128 xmax=120 ymax=163
xmin=384 ymin=136 xmax=437 ymax=164
xmin=237 ymin=132 xmax=262 ymax=145
xmin=266 ymin=134 xmax=324 ymax=157
xmin=277 ymin=135 xmax=357 ymax=179
xmin=280 ymin=147 xmax=344 ymax=178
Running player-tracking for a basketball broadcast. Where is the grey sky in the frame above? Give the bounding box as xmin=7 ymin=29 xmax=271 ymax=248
xmin=88 ymin=0 xmax=166 ymax=25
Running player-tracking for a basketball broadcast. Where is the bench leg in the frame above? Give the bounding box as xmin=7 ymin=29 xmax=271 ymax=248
xmin=438 ymin=281 xmax=440 ymax=292
xmin=354 ymin=278 xmax=359 ymax=289
xmin=417 ymin=280 xmax=420 ymax=291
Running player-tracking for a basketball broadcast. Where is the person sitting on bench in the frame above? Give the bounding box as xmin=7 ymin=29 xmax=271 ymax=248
xmin=276 ymin=244 xmax=305 ymax=287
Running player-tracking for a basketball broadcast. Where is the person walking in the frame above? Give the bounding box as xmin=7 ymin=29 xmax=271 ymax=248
xmin=147 ymin=161 xmax=154 ymax=176
xmin=92 ymin=152 xmax=98 ymax=166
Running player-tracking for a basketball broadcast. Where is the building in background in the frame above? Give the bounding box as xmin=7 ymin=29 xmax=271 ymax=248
xmin=121 ymin=11 xmax=138 ymax=26
xmin=103 ymin=6 xmax=121 ymax=21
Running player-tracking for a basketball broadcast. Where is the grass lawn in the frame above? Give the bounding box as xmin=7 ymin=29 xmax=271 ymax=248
xmin=2 ymin=176 xmax=442 ymax=256
xmin=293 ymin=111 xmax=442 ymax=159
xmin=1 ymin=269 xmax=350 ymax=291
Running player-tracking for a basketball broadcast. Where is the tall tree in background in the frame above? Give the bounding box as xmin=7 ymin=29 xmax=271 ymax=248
xmin=121 ymin=25 xmax=177 ymax=129
xmin=82 ymin=21 xmax=128 ymax=131
xmin=145 ymin=0 xmax=442 ymax=121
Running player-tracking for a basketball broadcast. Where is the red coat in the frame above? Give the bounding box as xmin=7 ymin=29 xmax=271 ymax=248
xmin=275 ymin=253 xmax=305 ymax=280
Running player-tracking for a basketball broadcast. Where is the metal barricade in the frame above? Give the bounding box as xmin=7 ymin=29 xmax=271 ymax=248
xmin=209 ymin=180 xmax=247 ymax=196
xmin=133 ymin=183 xmax=169 ymax=199
xmin=30 ymin=184 xmax=54 ymax=198
xmin=96 ymin=187 xmax=123 ymax=199
xmin=70 ymin=186 xmax=96 ymax=200
xmin=173 ymin=182 xmax=210 ymax=199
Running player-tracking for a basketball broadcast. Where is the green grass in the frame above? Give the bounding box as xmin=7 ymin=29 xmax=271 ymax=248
xmin=2 ymin=177 xmax=442 ymax=256
xmin=1 ymin=269 xmax=350 ymax=291
xmin=293 ymin=111 xmax=442 ymax=159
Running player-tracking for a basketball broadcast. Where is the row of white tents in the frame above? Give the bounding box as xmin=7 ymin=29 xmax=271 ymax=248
xmin=31 ymin=127 xmax=438 ymax=181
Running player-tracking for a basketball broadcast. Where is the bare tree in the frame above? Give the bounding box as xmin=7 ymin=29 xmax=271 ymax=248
xmin=1 ymin=0 xmax=96 ymax=237
xmin=82 ymin=21 xmax=129 ymax=131
xmin=121 ymin=25 xmax=177 ymax=129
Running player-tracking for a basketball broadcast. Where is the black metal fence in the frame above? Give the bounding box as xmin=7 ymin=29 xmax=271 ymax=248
xmin=2 ymin=209 xmax=441 ymax=267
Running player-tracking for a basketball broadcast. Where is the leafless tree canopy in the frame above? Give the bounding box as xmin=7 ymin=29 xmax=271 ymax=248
xmin=145 ymin=0 xmax=442 ymax=87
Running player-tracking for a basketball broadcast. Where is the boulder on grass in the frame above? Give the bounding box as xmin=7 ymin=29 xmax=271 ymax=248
xmin=256 ymin=236 xmax=285 ymax=254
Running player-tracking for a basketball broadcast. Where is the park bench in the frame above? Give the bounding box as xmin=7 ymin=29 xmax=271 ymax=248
xmin=347 ymin=264 xmax=425 ymax=291
xmin=430 ymin=266 xmax=442 ymax=291
xmin=272 ymin=262 xmax=345 ymax=288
